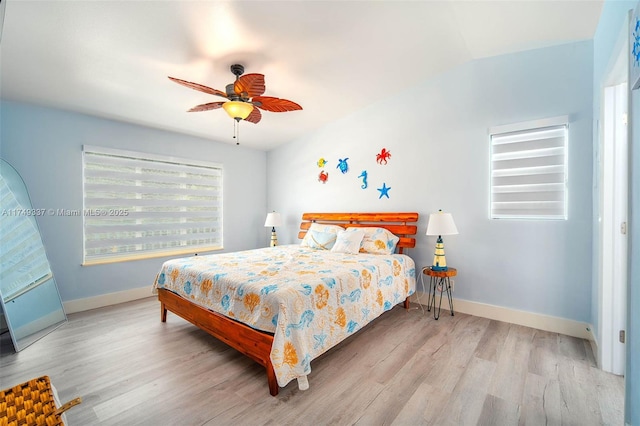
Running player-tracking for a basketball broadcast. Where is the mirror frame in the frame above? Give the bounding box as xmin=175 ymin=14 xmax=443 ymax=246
xmin=0 ymin=158 xmax=67 ymax=351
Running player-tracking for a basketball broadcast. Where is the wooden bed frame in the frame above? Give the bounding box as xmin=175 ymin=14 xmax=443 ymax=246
xmin=158 ymin=212 xmax=419 ymax=396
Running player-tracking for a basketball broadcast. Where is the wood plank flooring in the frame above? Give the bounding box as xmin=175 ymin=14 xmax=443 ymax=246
xmin=0 ymin=297 xmax=624 ymax=425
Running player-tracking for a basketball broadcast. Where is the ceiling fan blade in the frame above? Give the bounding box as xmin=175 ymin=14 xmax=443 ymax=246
xmin=234 ymin=73 xmax=266 ymax=97
xmin=244 ymin=107 xmax=262 ymax=124
xmin=168 ymin=76 xmax=228 ymax=98
xmin=187 ymin=102 xmax=225 ymax=112
xmin=253 ymin=96 xmax=302 ymax=112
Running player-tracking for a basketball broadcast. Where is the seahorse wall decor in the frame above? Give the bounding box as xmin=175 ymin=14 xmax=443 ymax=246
xmin=358 ymin=170 xmax=368 ymax=189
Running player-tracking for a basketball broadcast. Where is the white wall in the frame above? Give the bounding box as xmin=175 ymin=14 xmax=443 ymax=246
xmin=267 ymin=41 xmax=593 ymax=323
xmin=0 ymin=100 xmax=267 ymax=302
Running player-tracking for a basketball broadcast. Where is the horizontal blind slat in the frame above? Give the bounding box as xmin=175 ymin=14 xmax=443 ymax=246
xmin=492 ymin=182 xmax=565 ymax=193
xmin=83 ymin=200 xmax=223 ymax=210
xmin=492 ymin=200 xmax=564 ymax=210
xmin=84 ymin=183 xmax=220 ymax=198
xmin=84 ymin=169 xmax=222 ymax=185
xmin=86 ymin=244 xmax=223 ymax=263
xmin=492 ymin=164 xmax=564 ymax=178
xmin=84 ymin=232 xmax=221 ymax=250
xmin=84 ymin=212 xmax=221 ymax=223
xmin=84 ymin=152 xmax=222 ymax=176
xmin=491 ymin=126 xmax=566 ymax=145
xmin=86 ymin=222 xmax=221 ymax=234
xmin=492 ymin=146 xmax=564 ymax=161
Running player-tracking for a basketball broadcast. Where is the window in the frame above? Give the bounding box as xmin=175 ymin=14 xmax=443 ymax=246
xmin=490 ymin=116 xmax=568 ymax=220
xmin=82 ymin=146 xmax=222 ymax=265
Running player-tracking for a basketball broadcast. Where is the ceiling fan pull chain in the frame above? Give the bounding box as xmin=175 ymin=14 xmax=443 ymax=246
xmin=233 ymin=118 xmax=237 ymax=143
xmin=233 ymin=118 xmax=240 ymax=145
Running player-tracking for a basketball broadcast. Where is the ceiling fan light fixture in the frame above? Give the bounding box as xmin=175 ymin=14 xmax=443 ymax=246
xmin=222 ymin=101 xmax=253 ymax=120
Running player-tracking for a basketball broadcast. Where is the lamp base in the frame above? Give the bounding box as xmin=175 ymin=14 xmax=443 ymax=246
xmin=431 ymin=265 xmax=449 ymax=272
xmin=270 ymin=228 xmax=278 ymax=247
xmin=431 ymin=235 xmax=448 ymax=271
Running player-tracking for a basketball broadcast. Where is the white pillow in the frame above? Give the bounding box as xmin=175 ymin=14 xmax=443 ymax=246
xmin=358 ymin=227 xmax=400 ymax=255
xmin=303 ymin=230 xmax=337 ymax=250
xmin=301 ymin=223 xmax=344 ymax=247
xmin=330 ymin=229 xmax=365 ymax=254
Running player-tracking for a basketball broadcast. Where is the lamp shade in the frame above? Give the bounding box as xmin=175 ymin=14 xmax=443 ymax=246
xmin=264 ymin=212 xmax=283 ymax=228
xmin=222 ymin=101 xmax=254 ymax=120
xmin=426 ymin=211 xmax=458 ymax=236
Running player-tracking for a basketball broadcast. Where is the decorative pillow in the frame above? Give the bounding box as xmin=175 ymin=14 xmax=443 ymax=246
xmin=301 ymin=223 xmax=344 ymax=247
xmin=303 ymin=230 xmax=337 ymax=250
xmin=330 ymin=229 xmax=365 ymax=254
xmin=358 ymin=227 xmax=400 ymax=255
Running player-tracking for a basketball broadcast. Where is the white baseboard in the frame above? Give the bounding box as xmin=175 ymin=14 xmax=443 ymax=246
xmin=411 ymin=291 xmax=593 ymax=340
xmin=587 ymin=327 xmax=600 ymax=367
xmin=63 ymin=287 xmax=155 ymax=314
xmin=64 ymin=288 xmax=595 ymax=342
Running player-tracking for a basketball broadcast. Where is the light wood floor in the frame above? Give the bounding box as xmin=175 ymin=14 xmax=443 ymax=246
xmin=0 ymin=297 xmax=624 ymax=425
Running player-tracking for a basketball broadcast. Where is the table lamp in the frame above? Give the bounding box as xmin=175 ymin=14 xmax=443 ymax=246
xmin=425 ymin=210 xmax=458 ymax=271
xmin=264 ymin=212 xmax=283 ymax=247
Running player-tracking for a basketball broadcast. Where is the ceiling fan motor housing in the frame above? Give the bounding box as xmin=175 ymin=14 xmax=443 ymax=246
xmin=225 ymin=83 xmax=239 ymax=99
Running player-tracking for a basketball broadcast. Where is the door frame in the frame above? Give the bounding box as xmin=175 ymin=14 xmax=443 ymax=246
xmin=598 ymin=13 xmax=630 ymax=376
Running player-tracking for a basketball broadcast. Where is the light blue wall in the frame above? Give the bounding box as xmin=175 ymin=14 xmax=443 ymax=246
xmin=0 ymin=100 xmax=267 ymax=302
xmin=267 ymin=41 xmax=593 ymax=323
xmin=592 ymin=1 xmax=639 ymax=423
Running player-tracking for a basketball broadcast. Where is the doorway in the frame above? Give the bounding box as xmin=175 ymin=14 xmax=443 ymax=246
xmin=599 ymin=24 xmax=629 ymax=375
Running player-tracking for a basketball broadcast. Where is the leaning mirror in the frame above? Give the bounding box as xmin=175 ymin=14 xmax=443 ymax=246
xmin=0 ymin=158 xmax=67 ymax=352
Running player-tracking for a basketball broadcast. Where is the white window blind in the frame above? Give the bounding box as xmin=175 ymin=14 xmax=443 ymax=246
xmin=490 ymin=119 xmax=568 ymax=220
xmin=82 ymin=146 xmax=223 ymax=264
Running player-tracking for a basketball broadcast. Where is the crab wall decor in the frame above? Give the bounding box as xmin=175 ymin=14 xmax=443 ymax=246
xmin=318 ymin=170 xmax=329 ymax=183
xmin=376 ymin=148 xmax=391 ymax=165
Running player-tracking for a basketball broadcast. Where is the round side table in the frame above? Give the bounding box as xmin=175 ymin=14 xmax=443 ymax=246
xmin=423 ymin=267 xmax=456 ymax=320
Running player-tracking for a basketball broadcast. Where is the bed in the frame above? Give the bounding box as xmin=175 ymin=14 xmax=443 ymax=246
xmin=153 ymin=212 xmax=418 ymax=395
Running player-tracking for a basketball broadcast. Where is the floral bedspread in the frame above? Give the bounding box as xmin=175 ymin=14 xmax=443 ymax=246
xmin=152 ymin=245 xmax=416 ymax=388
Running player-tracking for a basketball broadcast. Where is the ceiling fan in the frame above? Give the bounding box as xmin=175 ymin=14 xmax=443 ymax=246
xmin=168 ymin=64 xmax=302 ymax=125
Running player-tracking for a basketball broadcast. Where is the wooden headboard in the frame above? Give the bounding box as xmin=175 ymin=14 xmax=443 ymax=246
xmin=298 ymin=212 xmax=419 ymax=254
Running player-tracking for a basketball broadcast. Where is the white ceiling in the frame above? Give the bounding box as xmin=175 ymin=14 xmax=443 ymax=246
xmin=1 ymin=0 xmax=603 ymax=151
